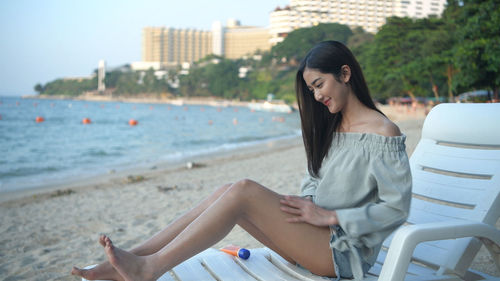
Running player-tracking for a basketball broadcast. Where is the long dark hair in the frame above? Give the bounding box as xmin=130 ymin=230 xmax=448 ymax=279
xmin=295 ymin=41 xmax=382 ymax=177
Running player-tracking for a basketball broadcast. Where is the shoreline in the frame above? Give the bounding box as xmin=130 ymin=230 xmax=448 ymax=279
xmin=0 ymin=103 xmax=425 ymax=204
xmin=19 ymin=94 xmax=253 ymax=107
xmin=0 ymin=134 xmax=303 ymax=205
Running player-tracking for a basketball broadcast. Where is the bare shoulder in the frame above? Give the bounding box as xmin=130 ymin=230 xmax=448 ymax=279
xmin=361 ymin=110 xmax=401 ymax=137
xmin=374 ymin=115 xmax=401 ymax=137
xmin=349 ymin=109 xmax=402 ymax=136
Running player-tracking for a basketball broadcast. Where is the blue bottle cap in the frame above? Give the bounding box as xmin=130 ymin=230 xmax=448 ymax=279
xmin=238 ymin=248 xmax=250 ymax=259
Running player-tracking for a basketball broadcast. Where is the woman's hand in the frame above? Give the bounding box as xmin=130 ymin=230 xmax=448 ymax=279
xmin=279 ymin=195 xmax=338 ymax=227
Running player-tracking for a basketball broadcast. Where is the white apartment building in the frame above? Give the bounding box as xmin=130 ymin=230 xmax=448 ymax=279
xmin=269 ymin=0 xmax=447 ymax=44
xmin=394 ymin=0 xmax=446 ymax=18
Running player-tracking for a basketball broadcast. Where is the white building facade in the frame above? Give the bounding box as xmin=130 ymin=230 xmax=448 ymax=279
xmin=98 ymin=60 xmax=106 ymax=92
xmin=211 ymin=21 xmax=225 ymax=56
xmin=269 ymin=0 xmax=447 ymax=44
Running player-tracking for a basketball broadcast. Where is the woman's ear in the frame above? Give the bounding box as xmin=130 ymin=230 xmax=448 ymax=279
xmin=341 ymin=65 xmax=351 ymax=84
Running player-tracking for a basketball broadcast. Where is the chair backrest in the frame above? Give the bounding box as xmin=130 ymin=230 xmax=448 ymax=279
xmin=406 ymin=103 xmax=500 ymax=275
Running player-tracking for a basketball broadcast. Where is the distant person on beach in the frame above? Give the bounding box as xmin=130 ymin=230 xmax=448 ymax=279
xmin=72 ymin=41 xmax=412 ymax=281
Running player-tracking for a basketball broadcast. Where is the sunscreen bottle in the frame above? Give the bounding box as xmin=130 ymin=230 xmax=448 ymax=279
xmin=220 ymin=245 xmax=250 ymax=260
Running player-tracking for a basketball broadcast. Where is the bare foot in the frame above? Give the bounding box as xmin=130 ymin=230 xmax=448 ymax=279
xmin=71 ymin=263 xmax=123 ymax=281
xmin=71 ymin=235 xmax=124 ymax=281
xmin=99 ymin=234 xmax=107 ymax=247
xmin=103 ymin=235 xmax=158 ymax=281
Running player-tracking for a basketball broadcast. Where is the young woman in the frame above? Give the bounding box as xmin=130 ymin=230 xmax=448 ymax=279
xmin=72 ymin=41 xmax=411 ymax=281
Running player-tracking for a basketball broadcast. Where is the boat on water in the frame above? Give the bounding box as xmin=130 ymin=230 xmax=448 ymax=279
xmin=248 ymin=94 xmax=294 ymax=113
xmin=169 ymin=99 xmax=184 ymax=106
xmin=248 ymin=101 xmax=293 ymax=113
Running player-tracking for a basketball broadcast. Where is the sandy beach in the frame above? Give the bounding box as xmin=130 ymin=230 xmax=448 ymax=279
xmin=0 ymin=106 xmax=498 ymax=280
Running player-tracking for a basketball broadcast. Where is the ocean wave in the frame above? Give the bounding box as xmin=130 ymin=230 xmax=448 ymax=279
xmin=84 ymin=149 xmax=123 ymax=157
xmin=0 ymin=166 xmax=61 ymax=179
xmin=160 ymin=131 xmax=302 ymax=162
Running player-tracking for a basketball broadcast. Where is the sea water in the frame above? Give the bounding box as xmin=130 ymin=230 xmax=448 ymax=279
xmin=0 ymin=97 xmax=301 ymax=193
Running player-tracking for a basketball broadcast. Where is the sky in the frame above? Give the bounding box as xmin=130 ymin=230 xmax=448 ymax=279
xmin=0 ymin=0 xmax=290 ymax=96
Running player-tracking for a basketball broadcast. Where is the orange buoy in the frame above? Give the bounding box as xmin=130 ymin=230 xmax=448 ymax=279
xmin=129 ymin=119 xmax=138 ymax=126
xmin=208 ymin=120 xmax=213 ymax=125
xmin=82 ymin=118 xmax=91 ymax=124
xmin=36 ymin=116 xmax=45 ymax=123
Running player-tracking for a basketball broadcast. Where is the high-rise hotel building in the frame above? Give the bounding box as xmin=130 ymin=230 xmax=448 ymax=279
xmin=270 ymin=0 xmax=447 ymax=44
xmin=134 ymin=0 xmax=447 ymax=69
xmin=140 ymin=27 xmax=212 ymax=69
xmin=135 ymin=19 xmax=271 ymax=70
xmin=223 ymin=19 xmax=271 ymax=60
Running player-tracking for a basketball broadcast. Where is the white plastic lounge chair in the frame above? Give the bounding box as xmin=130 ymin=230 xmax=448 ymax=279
xmin=82 ymin=103 xmax=500 ymax=281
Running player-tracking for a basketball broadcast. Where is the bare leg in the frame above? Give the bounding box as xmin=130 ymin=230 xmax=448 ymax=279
xmin=72 ymin=184 xmax=233 ymax=280
xmin=104 ymin=179 xmax=335 ymax=281
xmin=130 ymin=183 xmax=233 ymax=255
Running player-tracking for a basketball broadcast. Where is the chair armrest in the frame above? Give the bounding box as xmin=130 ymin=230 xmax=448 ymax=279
xmin=378 ymin=221 xmax=500 ymax=281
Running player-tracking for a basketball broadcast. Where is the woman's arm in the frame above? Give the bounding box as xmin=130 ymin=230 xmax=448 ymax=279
xmin=300 ymin=170 xmax=319 ymax=198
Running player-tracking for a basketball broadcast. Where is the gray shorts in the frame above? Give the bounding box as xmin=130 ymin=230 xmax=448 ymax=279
xmin=297 ymin=225 xmax=371 ymax=280
xmin=328 ymin=225 xmax=372 ymax=280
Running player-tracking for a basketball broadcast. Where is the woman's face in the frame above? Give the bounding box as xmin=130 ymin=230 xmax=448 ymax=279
xmin=303 ymin=67 xmax=351 ymax=114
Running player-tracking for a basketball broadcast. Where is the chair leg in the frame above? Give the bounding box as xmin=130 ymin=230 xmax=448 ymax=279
xmin=480 ymin=238 xmax=500 ymax=272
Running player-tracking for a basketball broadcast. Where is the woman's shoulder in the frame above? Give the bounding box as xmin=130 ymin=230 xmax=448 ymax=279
xmin=374 ymin=117 xmax=401 ymax=137
xmin=353 ymin=111 xmax=401 ymax=137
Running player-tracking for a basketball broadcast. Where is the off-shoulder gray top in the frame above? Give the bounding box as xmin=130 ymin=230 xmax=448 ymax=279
xmin=300 ymin=133 xmax=412 ymax=280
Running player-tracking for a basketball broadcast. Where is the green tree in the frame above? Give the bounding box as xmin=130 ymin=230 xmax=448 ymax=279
xmin=247 ymin=69 xmax=276 ymax=100
xmin=104 ymin=69 xmax=123 ymax=89
xmin=406 ymin=18 xmax=454 ymax=101
xmin=34 ymin=83 xmax=45 ymax=94
xmin=41 ymin=76 xmax=97 ymax=96
xmin=177 ymin=58 xmax=243 ymax=99
xmin=361 ymin=17 xmax=453 ymax=101
xmin=142 ymin=68 xmax=160 ymax=93
xmin=271 ymin=23 xmax=354 ymax=63
xmin=206 ymin=60 xmax=240 ymax=98
xmin=347 ymin=27 xmax=374 ymax=55
xmin=362 ymin=17 xmax=415 ymax=100
xmin=114 ymin=72 xmax=142 ymax=95
xmin=450 ymin=0 xmax=500 ymax=98
xmin=273 ymin=69 xmax=297 ymax=104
